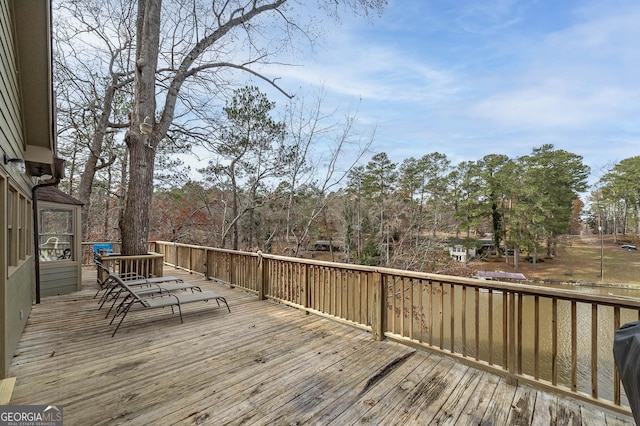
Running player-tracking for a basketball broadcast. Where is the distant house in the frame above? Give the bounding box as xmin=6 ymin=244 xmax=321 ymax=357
xmin=477 ymin=237 xmax=496 ymax=255
xmin=1 ymin=0 xmax=61 ymax=378
xmin=448 ymin=236 xmax=497 ymax=262
xmin=449 ymin=244 xmax=477 ymax=262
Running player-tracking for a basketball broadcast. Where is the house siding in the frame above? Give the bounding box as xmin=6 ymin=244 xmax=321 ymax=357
xmin=0 ymin=0 xmax=35 ymax=379
xmin=0 ymin=0 xmax=23 ymax=156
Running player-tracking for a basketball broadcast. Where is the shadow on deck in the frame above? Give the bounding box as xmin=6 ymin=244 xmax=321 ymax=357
xmin=8 ymin=267 xmax=634 ymax=425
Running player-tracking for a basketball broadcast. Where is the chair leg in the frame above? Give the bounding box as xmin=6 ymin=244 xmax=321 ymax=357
xmin=177 ymin=301 xmax=183 ymax=323
xmin=105 ymin=292 xmax=129 ymax=319
xmin=111 ymin=301 xmax=135 ymax=337
xmin=220 ymin=297 xmax=230 ymax=313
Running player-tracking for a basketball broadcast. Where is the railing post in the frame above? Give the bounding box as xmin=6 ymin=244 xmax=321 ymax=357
xmin=174 ymin=241 xmax=178 ymax=269
xmin=204 ymin=248 xmax=210 ymax=281
xmin=257 ymin=251 xmax=266 ymax=300
xmin=229 ymin=253 xmax=235 ymax=288
xmin=371 ymin=271 xmax=385 ymax=341
xmin=152 ymin=254 xmax=163 ymax=278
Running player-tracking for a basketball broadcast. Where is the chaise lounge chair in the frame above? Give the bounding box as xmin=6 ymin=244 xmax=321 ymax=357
xmin=94 ymin=260 xmax=186 ymax=300
xmin=107 ymin=272 xmax=230 ymax=337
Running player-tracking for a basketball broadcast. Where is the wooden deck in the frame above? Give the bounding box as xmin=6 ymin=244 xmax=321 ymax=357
xmin=7 ymin=267 xmax=634 ymax=425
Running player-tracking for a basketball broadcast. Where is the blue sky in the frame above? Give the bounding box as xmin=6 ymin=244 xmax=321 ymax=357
xmin=266 ymin=0 xmax=640 ymax=183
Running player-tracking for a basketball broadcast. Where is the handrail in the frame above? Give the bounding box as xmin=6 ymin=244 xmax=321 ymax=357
xmin=151 ymin=240 xmax=636 ymax=415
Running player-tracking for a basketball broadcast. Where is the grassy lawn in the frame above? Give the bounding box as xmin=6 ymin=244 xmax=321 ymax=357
xmin=475 ymin=235 xmax=640 ymax=287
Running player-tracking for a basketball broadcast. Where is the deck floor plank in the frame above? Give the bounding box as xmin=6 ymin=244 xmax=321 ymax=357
xmin=6 ymin=267 xmax=635 ymax=425
xmin=218 ymin=341 xmax=408 ymax=425
xmin=377 ymin=357 xmax=462 ymax=425
xmin=506 ymin=384 xmax=536 ymax=425
xmin=320 ymin=351 xmax=437 ymax=425
xmin=416 ymin=365 xmax=484 ymax=425
xmin=139 ymin=328 xmax=377 ymax=424
xmin=531 ymin=390 xmax=557 ymax=425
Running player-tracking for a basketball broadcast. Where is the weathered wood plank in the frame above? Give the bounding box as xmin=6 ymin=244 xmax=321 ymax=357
xmin=0 ymin=377 xmax=15 ymax=405
xmin=531 ymin=390 xmax=557 ymax=425
xmin=456 ymin=372 xmax=500 ymax=424
xmin=343 ymin=355 xmax=456 ymax=425
xmin=320 ymin=352 xmax=438 ymax=424
xmin=476 ymin=377 xmax=515 ymax=425
xmin=505 ymin=385 xmax=536 ymax=425
xmin=219 ymin=343 xmax=409 ymax=425
xmin=425 ymin=367 xmax=484 ymax=425
xmin=556 ymin=393 xmax=582 ymax=425
xmin=401 ymin=362 xmax=472 ymax=424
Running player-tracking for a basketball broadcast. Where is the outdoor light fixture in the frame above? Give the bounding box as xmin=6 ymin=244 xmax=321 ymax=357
xmin=139 ymin=116 xmax=153 ymax=134
xmin=3 ymin=153 xmax=26 ymax=174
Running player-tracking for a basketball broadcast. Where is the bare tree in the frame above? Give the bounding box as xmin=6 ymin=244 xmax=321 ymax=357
xmin=53 ymin=0 xmax=136 ymax=240
xmin=282 ymin=92 xmax=374 ymax=256
xmin=121 ymin=0 xmax=387 ymax=255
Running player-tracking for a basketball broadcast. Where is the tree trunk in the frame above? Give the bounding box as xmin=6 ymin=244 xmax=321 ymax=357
xmin=120 ymin=0 xmax=161 ymax=255
xmin=121 ymin=134 xmax=157 ymax=254
xmin=103 ymin=167 xmax=112 ymax=239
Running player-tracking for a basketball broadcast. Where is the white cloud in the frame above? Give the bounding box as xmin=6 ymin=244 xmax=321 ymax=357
xmin=470 ymin=83 xmax=633 ymax=129
xmin=271 ymin=44 xmax=460 ymax=106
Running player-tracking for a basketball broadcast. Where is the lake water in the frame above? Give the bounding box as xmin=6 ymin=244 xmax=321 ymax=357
xmin=430 ymin=282 xmax=640 ymax=403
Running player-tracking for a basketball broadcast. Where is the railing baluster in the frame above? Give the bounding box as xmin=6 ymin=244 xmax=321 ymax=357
xmin=399 ymin=277 xmax=405 ymax=336
xmin=517 ymin=293 xmax=522 ymax=375
xmin=439 ymin=281 xmax=444 ymax=350
xmin=462 ymin=285 xmax=466 ymax=358
xmin=503 ymin=291 xmax=508 ymax=370
xmin=592 ymin=303 xmax=598 ymax=399
xmin=534 ymin=295 xmax=539 ymax=380
xmin=475 ymin=287 xmax=479 ymax=361
xmin=450 ymin=283 xmax=455 ymax=353
xmin=428 ymin=279 xmax=433 ymax=347
xmin=418 ymin=279 xmax=424 ymax=344
xmin=390 ymin=276 xmax=396 ymax=334
xmin=571 ymin=301 xmax=577 ymax=392
xmin=409 ymin=277 xmax=414 ymax=340
xmin=552 ymin=298 xmax=558 ymax=386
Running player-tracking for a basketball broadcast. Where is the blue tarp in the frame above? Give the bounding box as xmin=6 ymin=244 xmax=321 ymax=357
xmin=93 ymin=243 xmax=113 ymax=254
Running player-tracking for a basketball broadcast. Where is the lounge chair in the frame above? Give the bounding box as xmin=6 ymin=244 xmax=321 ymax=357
xmin=101 ymin=275 xmax=204 ymax=318
xmin=107 ymin=272 xmax=230 ymax=337
xmin=93 ymin=260 xmax=184 ymax=300
xmin=94 ymin=261 xmax=202 ymax=313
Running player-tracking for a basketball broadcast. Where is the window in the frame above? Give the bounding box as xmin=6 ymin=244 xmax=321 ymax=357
xmin=25 ymin=199 xmax=32 ymax=256
xmin=6 ymin=185 xmax=33 ymax=269
xmin=7 ymin=186 xmax=17 ymax=266
xmin=39 ymin=207 xmax=74 ymax=262
xmin=18 ymin=193 xmax=26 ymax=260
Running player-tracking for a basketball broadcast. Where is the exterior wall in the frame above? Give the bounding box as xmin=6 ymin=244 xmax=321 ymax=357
xmin=39 ymin=265 xmax=79 ymax=296
xmin=0 ymin=0 xmax=36 ymax=378
xmin=38 ymin=200 xmax=82 ymax=296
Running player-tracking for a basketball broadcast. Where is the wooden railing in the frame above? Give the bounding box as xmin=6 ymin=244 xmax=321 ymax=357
xmin=152 ymin=240 xmax=638 ymax=415
xmin=83 ymin=242 xmax=164 ymax=283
